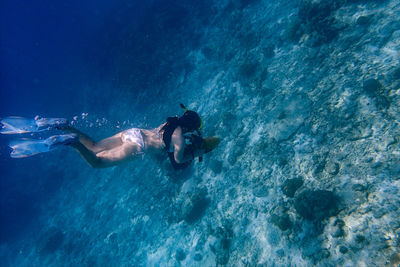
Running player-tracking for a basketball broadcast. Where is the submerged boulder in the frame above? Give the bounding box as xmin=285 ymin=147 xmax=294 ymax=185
xmin=210 ymin=225 xmax=233 ymax=265
xmin=175 ymin=248 xmax=186 ymax=261
xmin=294 ymin=190 xmax=339 ymax=221
xmin=281 ymin=177 xmax=304 ymax=198
xmin=183 ymin=195 xmax=211 ymax=224
xmin=362 ymin=78 xmax=390 ymax=109
xmin=363 ymin=78 xmax=383 ymax=96
xmin=270 ymin=213 xmax=292 ymax=231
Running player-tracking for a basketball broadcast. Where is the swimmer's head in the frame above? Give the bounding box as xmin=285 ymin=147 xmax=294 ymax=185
xmin=178 ymin=110 xmax=202 ymax=133
xmin=178 ymin=103 xmax=202 ymax=134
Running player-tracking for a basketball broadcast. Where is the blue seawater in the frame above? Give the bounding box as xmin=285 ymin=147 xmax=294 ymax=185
xmin=1 ymin=0 xmax=400 ymax=266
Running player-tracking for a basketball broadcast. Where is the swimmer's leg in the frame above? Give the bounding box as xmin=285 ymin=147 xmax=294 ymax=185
xmin=61 ymin=126 xmax=122 ymax=152
xmin=70 ymin=141 xmax=142 ymax=168
xmin=95 ymin=142 xmax=143 ymax=165
xmin=61 ymin=126 xmax=139 ymax=168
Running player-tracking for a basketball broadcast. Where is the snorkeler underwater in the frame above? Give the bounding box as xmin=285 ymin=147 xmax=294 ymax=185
xmin=1 ymin=0 xmax=400 ymax=266
xmin=1 ymin=106 xmax=221 ymax=169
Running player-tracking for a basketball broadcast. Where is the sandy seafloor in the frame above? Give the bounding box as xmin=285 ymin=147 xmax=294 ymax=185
xmin=1 ymin=0 xmax=400 ymax=266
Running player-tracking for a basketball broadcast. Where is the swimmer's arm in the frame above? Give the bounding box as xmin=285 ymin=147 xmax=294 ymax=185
xmin=171 ymin=126 xmax=186 ymax=163
xmin=182 ymin=145 xmax=204 ymax=161
xmin=172 ymin=127 xmax=205 ymax=163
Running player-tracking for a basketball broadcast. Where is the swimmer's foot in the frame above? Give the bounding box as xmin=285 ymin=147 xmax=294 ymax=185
xmin=9 ymin=134 xmax=78 ymax=158
xmin=47 ymin=134 xmax=78 ymax=149
xmin=0 ymin=116 xmax=69 ymax=134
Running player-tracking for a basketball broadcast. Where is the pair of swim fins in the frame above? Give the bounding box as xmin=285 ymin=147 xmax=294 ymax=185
xmin=1 ymin=116 xmax=77 ymax=158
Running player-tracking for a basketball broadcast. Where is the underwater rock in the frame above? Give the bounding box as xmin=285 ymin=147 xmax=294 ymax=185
xmin=253 ymin=184 xmax=269 ymax=198
xmin=210 ymin=237 xmax=231 ymax=265
xmin=175 ymin=248 xmax=186 ymax=261
xmin=326 ymin=161 xmax=340 ymax=176
xmin=331 ymin=219 xmax=346 ymax=238
xmin=37 ymin=227 xmax=64 ymax=254
xmin=281 ymin=177 xmax=304 ymax=198
xmin=270 ymin=213 xmax=292 ymax=231
xmin=183 ymin=194 xmax=211 ymax=224
xmin=363 ymin=78 xmax=383 ymax=96
xmin=193 ymin=253 xmax=202 ymax=261
xmin=351 ymin=234 xmax=368 ymax=250
xmin=356 ymin=234 xmax=366 ymax=243
xmin=339 ymin=245 xmax=348 ymax=254
xmin=210 ymin=225 xmax=233 ymax=265
xmin=294 ymin=190 xmax=339 ymax=221
xmin=361 ymin=79 xmax=390 ymax=111
xmin=332 ymin=227 xmax=345 ymax=238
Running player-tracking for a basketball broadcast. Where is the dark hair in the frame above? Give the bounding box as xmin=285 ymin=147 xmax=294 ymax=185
xmin=178 ymin=110 xmax=201 ymax=132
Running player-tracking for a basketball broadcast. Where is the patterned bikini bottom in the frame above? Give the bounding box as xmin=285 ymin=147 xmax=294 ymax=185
xmin=121 ymin=128 xmax=145 ymax=153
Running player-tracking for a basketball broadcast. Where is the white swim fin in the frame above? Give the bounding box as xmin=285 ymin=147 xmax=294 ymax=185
xmin=9 ymin=134 xmax=77 ymax=158
xmin=0 ymin=116 xmax=68 ymax=134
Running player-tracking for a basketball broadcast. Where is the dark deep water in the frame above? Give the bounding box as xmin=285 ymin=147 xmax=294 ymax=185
xmin=1 ymin=0 xmax=400 ymax=266
xmin=2 ymin=1 xmax=99 ymax=114
xmin=0 ymin=0 xmax=122 ymax=244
